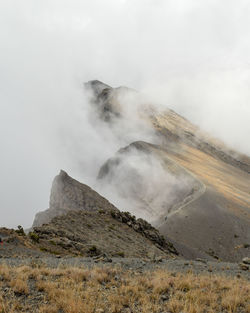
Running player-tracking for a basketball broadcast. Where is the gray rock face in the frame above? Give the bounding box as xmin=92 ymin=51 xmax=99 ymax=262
xmin=32 ymin=170 xmax=118 ymax=227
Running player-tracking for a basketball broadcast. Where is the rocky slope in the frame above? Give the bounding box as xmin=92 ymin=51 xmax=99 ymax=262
xmin=31 ymin=170 xmax=177 ymax=258
xmin=31 ymin=80 xmax=250 ymax=262
xmin=87 ymin=80 xmax=250 ymax=262
xmin=98 ymin=139 xmax=250 ymax=262
xmin=32 ymin=209 xmax=177 ymax=258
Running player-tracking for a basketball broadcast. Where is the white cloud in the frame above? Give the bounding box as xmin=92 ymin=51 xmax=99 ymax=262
xmin=0 ymin=0 xmax=250 ymax=227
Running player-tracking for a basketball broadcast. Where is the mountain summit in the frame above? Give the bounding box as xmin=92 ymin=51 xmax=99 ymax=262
xmin=32 ymin=80 xmax=250 ymax=262
xmin=88 ymin=80 xmax=250 ymax=262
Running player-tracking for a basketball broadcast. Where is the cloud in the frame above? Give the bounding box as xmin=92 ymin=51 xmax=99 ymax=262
xmin=0 ymin=0 xmax=250 ymax=227
xmin=95 ymin=144 xmax=197 ymax=223
xmin=144 ymin=67 xmax=250 ymax=155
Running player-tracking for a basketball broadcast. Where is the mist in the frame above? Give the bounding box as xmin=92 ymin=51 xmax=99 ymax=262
xmin=1 ymin=0 xmax=250 ymax=228
xmin=95 ymin=144 xmax=198 ymax=223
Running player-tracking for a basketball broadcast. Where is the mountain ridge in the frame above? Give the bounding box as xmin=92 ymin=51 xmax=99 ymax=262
xmin=31 ymin=80 xmax=249 ymax=262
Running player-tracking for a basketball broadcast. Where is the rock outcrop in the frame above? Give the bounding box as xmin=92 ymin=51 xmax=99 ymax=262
xmin=31 ymin=170 xmax=177 ymax=258
xmin=32 ymin=170 xmax=118 ymax=227
xmin=109 ymin=210 xmax=177 ymax=254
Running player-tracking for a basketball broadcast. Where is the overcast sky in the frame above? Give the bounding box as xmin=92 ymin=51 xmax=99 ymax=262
xmin=1 ymin=0 xmax=250 ymax=228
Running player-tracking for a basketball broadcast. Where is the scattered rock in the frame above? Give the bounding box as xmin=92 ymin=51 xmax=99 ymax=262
xmin=154 ymin=256 xmax=164 ymax=263
xmin=196 ymin=258 xmax=207 ymax=264
xmin=110 ymin=210 xmax=178 ymax=255
xmin=160 ymin=295 xmax=169 ymax=302
xmin=242 ymin=257 xmax=250 ymax=264
xmin=239 ymin=263 xmax=249 ymax=271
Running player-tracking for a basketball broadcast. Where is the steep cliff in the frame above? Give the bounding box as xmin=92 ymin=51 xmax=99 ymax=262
xmin=32 ymin=170 xmax=118 ymax=227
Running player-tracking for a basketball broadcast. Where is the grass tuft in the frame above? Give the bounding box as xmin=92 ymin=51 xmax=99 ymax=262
xmin=0 ymin=264 xmax=249 ymax=313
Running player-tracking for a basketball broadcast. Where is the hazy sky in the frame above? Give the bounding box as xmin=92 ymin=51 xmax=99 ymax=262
xmin=1 ymin=0 xmax=250 ymax=228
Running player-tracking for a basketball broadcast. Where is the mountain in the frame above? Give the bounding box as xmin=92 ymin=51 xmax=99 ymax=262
xmin=32 ymin=170 xmax=177 ymax=258
xmin=88 ymin=80 xmax=250 ymax=262
xmin=32 ymin=80 xmax=250 ymax=262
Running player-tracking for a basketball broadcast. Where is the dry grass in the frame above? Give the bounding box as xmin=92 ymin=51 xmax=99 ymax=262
xmin=0 ymin=264 xmax=249 ymax=313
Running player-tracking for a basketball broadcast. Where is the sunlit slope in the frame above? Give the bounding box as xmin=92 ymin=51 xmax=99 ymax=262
xmin=98 ymin=139 xmax=250 ymax=261
xmin=152 ymin=109 xmax=250 ymax=219
xmin=152 ymin=112 xmax=250 ymax=261
xmin=166 ymin=144 xmax=250 ymax=217
xmin=87 ymin=80 xmax=250 ymax=261
xmin=152 ymin=109 xmax=250 ymax=174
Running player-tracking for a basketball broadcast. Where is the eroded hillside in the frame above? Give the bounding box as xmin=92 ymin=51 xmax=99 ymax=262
xmin=88 ymin=80 xmax=250 ymax=261
xmin=31 ymin=170 xmax=176 ymax=259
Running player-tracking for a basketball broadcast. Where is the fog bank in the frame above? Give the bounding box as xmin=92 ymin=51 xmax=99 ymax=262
xmin=0 ymin=0 xmax=250 ymax=227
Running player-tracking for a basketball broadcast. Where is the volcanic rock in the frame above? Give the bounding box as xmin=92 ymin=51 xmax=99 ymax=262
xmin=32 ymin=170 xmax=118 ymax=227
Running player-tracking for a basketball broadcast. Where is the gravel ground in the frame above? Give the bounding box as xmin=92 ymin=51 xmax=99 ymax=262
xmin=0 ymin=256 xmax=249 ymax=279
